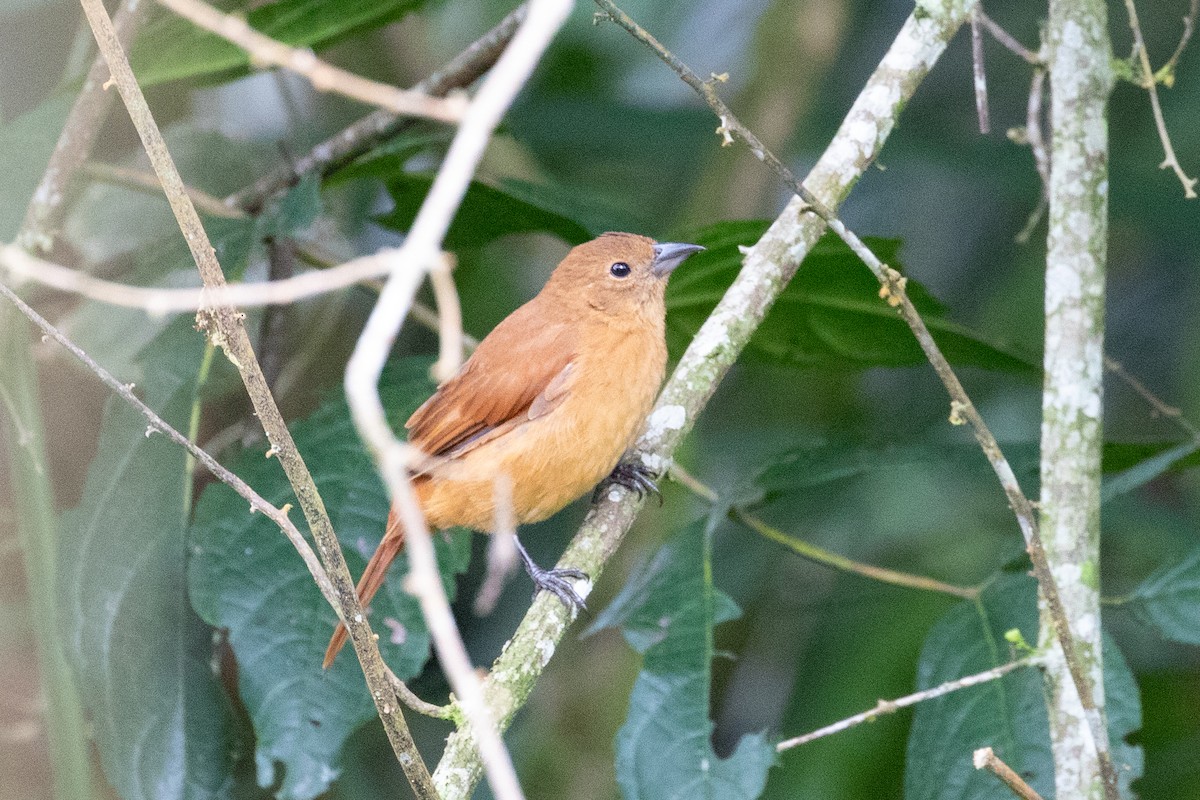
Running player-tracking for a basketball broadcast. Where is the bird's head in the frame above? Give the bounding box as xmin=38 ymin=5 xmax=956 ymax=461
xmin=545 ymin=232 xmax=704 ymax=316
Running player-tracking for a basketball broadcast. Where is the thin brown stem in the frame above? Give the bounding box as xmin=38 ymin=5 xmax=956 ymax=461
xmin=777 ymin=658 xmax=1037 ymax=751
xmin=82 ymin=162 xmax=246 ymax=219
xmin=76 ymin=0 xmax=436 ymax=794
xmin=17 ymin=0 xmax=150 ymax=252
xmin=1162 ymin=0 xmax=1199 ymax=81
xmin=974 ymin=747 xmax=1046 ymax=800
xmin=668 ymin=464 xmax=978 ymax=600
xmin=1104 ymin=355 xmax=1200 ymax=439
xmin=971 ymin=7 xmax=991 ymax=134
xmin=155 ymin=0 xmax=466 ymax=123
xmin=229 ymin=5 xmax=527 ymax=214
xmin=1124 ymin=0 xmax=1198 ymax=198
xmin=978 ymin=11 xmax=1042 ymax=64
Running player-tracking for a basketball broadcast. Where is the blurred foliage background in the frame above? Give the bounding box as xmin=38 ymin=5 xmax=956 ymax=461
xmin=0 ymin=0 xmax=1198 ymax=798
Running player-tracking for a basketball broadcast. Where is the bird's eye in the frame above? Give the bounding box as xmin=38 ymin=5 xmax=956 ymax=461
xmin=610 ymin=262 xmax=631 ymax=278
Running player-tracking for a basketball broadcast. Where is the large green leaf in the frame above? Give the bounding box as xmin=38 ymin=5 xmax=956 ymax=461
xmin=377 ymin=173 xmax=600 ymax=250
xmin=591 ymin=520 xmax=776 ymax=800
xmin=0 ymin=94 xmax=73 ymax=240
xmin=666 ymin=220 xmax=1039 ymax=373
xmin=58 ymin=319 xmax=236 ymax=800
xmin=905 ymin=574 xmax=1142 ymax=800
xmin=188 ymin=357 xmax=471 ymax=800
xmin=131 ymin=0 xmax=424 ymax=87
xmin=1126 ymin=544 xmax=1200 ymax=645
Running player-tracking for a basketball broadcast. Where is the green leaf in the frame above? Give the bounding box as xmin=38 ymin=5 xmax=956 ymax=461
xmin=1101 ymin=440 xmax=1200 ymax=501
xmin=188 ymin=357 xmax=471 ymax=800
xmin=751 ymin=440 xmax=1040 ymax=506
xmin=58 ymin=319 xmax=236 ymax=800
xmin=131 ymin=0 xmax=424 ymax=87
xmin=1127 ymin=544 xmax=1200 ymax=645
xmin=62 ymin=174 xmax=321 ymax=385
xmin=377 ymin=173 xmax=602 ymax=250
xmin=666 ymin=221 xmax=1039 ymax=374
xmin=596 ymin=521 xmax=776 ymax=800
xmin=905 ymin=574 xmax=1142 ymax=800
xmin=0 ymin=93 xmax=73 ymax=240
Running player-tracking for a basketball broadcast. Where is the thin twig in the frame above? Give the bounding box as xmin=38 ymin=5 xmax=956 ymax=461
xmin=601 ymin=3 xmax=1124 ymax=797
xmin=0 ymin=242 xmax=400 ymax=315
xmin=1104 ymin=355 xmax=1200 ymax=439
xmin=16 ymin=0 xmax=150 ymax=252
xmin=971 ymin=7 xmax=990 ymax=134
xmin=345 ymin=2 xmax=574 ymax=798
xmin=978 ymin=11 xmax=1042 ymax=65
xmin=76 ymin=0 xmax=437 ymax=795
xmin=1014 ymin=67 xmax=1050 ymax=243
xmin=777 ymin=658 xmax=1038 ymax=751
xmin=428 ymin=253 xmax=464 ymax=383
xmin=155 ymin=0 xmax=466 ymax=123
xmin=1123 ymin=0 xmax=1198 ymax=198
xmin=667 ymin=464 xmax=978 ymax=600
xmin=1161 ymin=0 xmax=1199 ymax=80
xmin=383 ymin=665 xmax=455 ymax=720
xmin=974 ymin=746 xmax=1046 ymax=800
xmin=0 ymin=280 xmax=337 ymax=611
xmin=82 ymin=162 xmax=246 ymax=219
xmin=228 ymin=5 xmax=527 ymax=214
xmin=432 ymin=3 xmax=982 ymax=795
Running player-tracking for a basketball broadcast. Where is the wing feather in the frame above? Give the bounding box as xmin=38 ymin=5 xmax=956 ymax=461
xmin=406 ymin=300 xmax=577 ymax=460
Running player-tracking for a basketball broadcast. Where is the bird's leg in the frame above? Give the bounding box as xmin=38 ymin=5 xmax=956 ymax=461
xmin=513 ymin=535 xmax=588 ymax=613
xmin=596 ymin=460 xmax=662 ymax=505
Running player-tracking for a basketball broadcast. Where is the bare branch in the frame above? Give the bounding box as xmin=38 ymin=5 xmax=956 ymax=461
xmin=1161 ymin=0 xmax=1199 ymax=82
xmin=974 ymin=747 xmax=1046 ymax=800
xmin=777 ymin=659 xmax=1038 ymax=751
xmin=77 ymin=0 xmax=437 ymax=793
xmin=155 ymin=0 xmax=467 ymax=123
xmin=978 ymin=11 xmax=1042 ymax=64
xmin=16 ymin=0 xmax=150 ymax=252
xmin=428 ymin=253 xmax=464 ymax=383
xmin=228 ymin=5 xmax=527 ymax=214
xmin=1123 ymin=0 xmax=1198 ymax=197
xmin=1041 ymin=1 xmax=1118 ymax=796
xmin=668 ymin=464 xmax=978 ymax=600
xmin=82 ymin=162 xmax=246 ymax=220
xmin=971 ymin=7 xmax=991 ymax=134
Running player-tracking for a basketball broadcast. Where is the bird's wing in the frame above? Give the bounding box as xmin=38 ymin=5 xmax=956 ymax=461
xmin=406 ymin=302 xmax=577 ymax=460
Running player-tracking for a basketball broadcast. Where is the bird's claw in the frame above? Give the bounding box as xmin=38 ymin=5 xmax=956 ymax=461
xmin=598 ymin=461 xmax=663 ymax=505
xmin=514 ymin=536 xmax=589 ymax=613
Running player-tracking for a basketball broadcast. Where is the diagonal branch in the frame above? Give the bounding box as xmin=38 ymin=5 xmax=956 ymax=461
xmin=75 ymin=0 xmax=437 ymax=795
xmin=228 ymin=5 xmax=527 ymax=214
xmin=777 ymin=658 xmax=1038 ymax=751
xmin=155 ymin=0 xmax=466 ymax=123
xmin=431 ymin=3 xmax=981 ymax=795
xmin=17 ymin=0 xmax=150 ymax=253
xmin=600 ymin=5 xmax=1120 ymax=796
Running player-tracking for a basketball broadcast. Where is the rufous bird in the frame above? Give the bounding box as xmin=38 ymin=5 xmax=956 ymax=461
xmin=323 ymin=232 xmax=704 ymax=668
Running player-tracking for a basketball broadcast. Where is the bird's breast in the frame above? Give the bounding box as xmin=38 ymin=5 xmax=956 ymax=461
xmin=418 ymin=321 xmax=667 ymax=532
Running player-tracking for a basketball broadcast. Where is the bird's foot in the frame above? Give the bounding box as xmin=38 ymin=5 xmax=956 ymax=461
xmin=514 ymin=536 xmax=588 ymax=613
xmin=596 ymin=461 xmax=662 ymax=505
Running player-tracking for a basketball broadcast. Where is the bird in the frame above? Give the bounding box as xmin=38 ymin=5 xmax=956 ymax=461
xmin=323 ymin=232 xmax=704 ymax=668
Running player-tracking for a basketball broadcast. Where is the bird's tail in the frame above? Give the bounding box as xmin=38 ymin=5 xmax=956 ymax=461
xmin=322 ymin=505 xmax=406 ymax=669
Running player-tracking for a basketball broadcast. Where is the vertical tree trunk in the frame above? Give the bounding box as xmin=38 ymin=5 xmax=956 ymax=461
xmin=1040 ymin=0 xmax=1113 ymax=797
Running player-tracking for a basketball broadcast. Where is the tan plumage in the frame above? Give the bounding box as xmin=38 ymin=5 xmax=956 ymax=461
xmin=323 ymin=232 xmax=702 ymax=667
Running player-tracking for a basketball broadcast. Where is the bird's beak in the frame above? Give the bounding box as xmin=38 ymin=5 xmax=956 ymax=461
xmin=651 ymin=242 xmax=705 ymax=278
